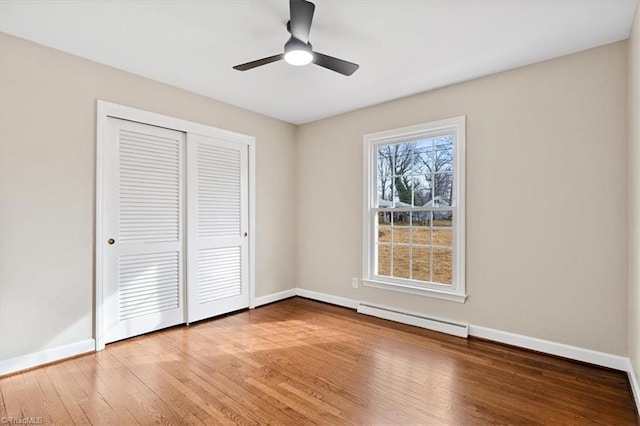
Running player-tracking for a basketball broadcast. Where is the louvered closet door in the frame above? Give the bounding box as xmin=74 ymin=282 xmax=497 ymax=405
xmin=187 ymin=133 xmax=249 ymax=323
xmin=104 ymin=118 xmax=185 ymax=344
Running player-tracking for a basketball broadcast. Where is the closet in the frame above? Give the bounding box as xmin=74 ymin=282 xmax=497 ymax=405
xmin=96 ymin=102 xmax=253 ymax=346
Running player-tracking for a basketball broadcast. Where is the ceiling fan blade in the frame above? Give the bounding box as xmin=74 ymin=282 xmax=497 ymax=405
xmin=233 ymin=54 xmax=284 ymax=71
xmin=289 ymin=0 xmax=315 ymax=43
xmin=312 ymin=52 xmax=359 ymax=76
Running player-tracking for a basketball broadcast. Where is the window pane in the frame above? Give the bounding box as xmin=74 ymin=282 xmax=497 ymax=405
xmin=412 ymin=175 xmax=431 ymax=207
xmin=432 ymin=228 xmax=452 ymax=247
xmin=412 ymin=246 xmax=431 ymax=282
xmin=378 ymin=212 xmax=391 ymax=243
xmin=413 ymin=139 xmax=431 ymax=175
xmin=411 ymin=210 xmax=432 ymax=227
xmin=433 ymin=248 xmax=452 ymax=285
xmin=433 ymin=136 xmax=453 ymax=172
xmin=433 ymin=210 xmax=453 ymax=228
xmin=377 ymin=244 xmax=391 ymax=276
xmin=424 ymin=174 xmax=435 ymax=205
xmin=377 ymin=145 xmax=393 ymax=207
xmin=393 ymin=226 xmax=410 ymax=244
xmin=434 ymin=172 xmax=453 ymax=206
xmin=392 ymin=142 xmax=413 ymax=207
xmin=411 ymin=228 xmax=431 ymax=245
xmin=417 ymin=138 xmax=435 ymax=172
xmin=392 ymin=245 xmax=410 ymax=279
xmin=393 ymin=176 xmax=412 ymax=206
xmin=392 ymin=211 xmax=410 ymax=244
xmin=392 ymin=142 xmax=413 ymax=176
xmin=377 ymin=146 xmax=393 ymax=177
xmin=411 ymin=211 xmax=431 ymax=245
xmin=393 ymin=211 xmax=411 ymax=225
xmin=377 ymin=176 xmax=392 ymax=207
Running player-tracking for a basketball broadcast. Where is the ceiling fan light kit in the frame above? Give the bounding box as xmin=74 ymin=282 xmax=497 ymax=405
xmin=233 ymin=0 xmax=359 ymax=76
xmin=284 ymin=37 xmax=313 ymax=66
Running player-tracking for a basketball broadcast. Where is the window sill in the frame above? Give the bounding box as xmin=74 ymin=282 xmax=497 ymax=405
xmin=361 ymin=279 xmax=467 ymax=303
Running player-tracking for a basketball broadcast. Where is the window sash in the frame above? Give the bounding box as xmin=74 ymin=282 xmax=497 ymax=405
xmin=371 ymin=209 xmax=457 ymax=287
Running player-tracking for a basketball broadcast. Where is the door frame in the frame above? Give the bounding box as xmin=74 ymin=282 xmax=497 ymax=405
xmin=95 ymin=100 xmax=256 ymax=351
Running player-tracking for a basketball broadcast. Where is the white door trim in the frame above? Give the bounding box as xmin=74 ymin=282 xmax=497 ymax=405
xmin=95 ymin=100 xmax=256 ymax=351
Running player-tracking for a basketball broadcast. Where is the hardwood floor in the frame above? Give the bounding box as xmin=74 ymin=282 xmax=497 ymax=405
xmin=1 ymin=297 xmax=638 ymax=425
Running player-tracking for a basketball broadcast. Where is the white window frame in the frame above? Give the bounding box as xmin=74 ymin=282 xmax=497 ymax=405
xmin=362 ymin=116 xmax=466 ymax=303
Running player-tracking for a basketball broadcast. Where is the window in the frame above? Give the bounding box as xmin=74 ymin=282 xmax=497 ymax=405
xmin=362 ymin=116 xmax=466 ymax=302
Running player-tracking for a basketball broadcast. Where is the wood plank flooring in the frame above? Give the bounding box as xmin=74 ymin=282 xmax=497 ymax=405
xmin=1 ymin=297 xmax=638 ymax=425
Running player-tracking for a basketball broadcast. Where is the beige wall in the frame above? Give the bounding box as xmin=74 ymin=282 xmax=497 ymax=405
xmin=296 ymin=42 xmax=629 ymax=355
xmin=0 ymin=30 xmax=633 ymax=363
xmin=0 ymin=33 xmax=297 ymax=360
xmin=629 ymin=6 xmax=640 ymax=385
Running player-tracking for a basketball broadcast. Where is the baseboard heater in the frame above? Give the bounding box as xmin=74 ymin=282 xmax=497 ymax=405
xmin=357 ymin=303 xmax=469 ymax=338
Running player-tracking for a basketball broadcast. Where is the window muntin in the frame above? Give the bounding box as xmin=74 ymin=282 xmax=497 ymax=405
xmin=363 ymin=117 xmax=465 ymax=301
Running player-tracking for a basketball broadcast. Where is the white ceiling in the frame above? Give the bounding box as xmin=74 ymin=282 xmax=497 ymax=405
xmin=1 ymin=0 xmax=637 ymax=124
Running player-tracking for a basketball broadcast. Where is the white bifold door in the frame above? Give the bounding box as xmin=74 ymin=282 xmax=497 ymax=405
xmin=103 ymin=118 xmax=249 ymax=344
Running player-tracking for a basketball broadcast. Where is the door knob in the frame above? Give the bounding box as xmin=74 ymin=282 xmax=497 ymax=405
xmin=243 ymin=232 xmax=248 ymax=237
xmin=108 ymin=238 xmax=115 ymax=245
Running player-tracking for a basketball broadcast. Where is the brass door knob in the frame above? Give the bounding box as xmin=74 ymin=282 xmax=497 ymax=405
xmin=108 ymin=238 xmax=115 ymax=245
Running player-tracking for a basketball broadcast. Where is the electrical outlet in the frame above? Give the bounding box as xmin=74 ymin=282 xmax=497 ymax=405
xmin=352 ymin=277 xmax=359 ymax=289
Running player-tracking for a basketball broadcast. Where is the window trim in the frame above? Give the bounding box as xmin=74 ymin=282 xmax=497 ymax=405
xmin=362 ymin=116 xmax=467 ymax=303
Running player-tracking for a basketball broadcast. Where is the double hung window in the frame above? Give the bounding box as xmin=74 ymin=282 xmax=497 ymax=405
xmin=362 ymin=116 xmax=466 ymax=302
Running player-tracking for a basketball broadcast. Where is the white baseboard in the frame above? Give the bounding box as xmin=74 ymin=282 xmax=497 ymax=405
xmin=289 ymin=290 xmax=631 ymax=371
xmin=628 ymin=359 xmax=640 ymax=414
xmin=357 ymin=303 xmax=469 ymax=338
xmin=0 ymin=339 xmax=96 ymax=376
xmin=468 ymin=325 xmax=628 ymax=371
xmin=295 ymin=288 xmax=359 ymax=309
xmin=252 ymin=288 xmax=297 ymax=308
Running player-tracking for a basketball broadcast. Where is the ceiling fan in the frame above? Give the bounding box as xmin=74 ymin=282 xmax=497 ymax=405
xmin=233 ymin=0 xmax=359 ymax=76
